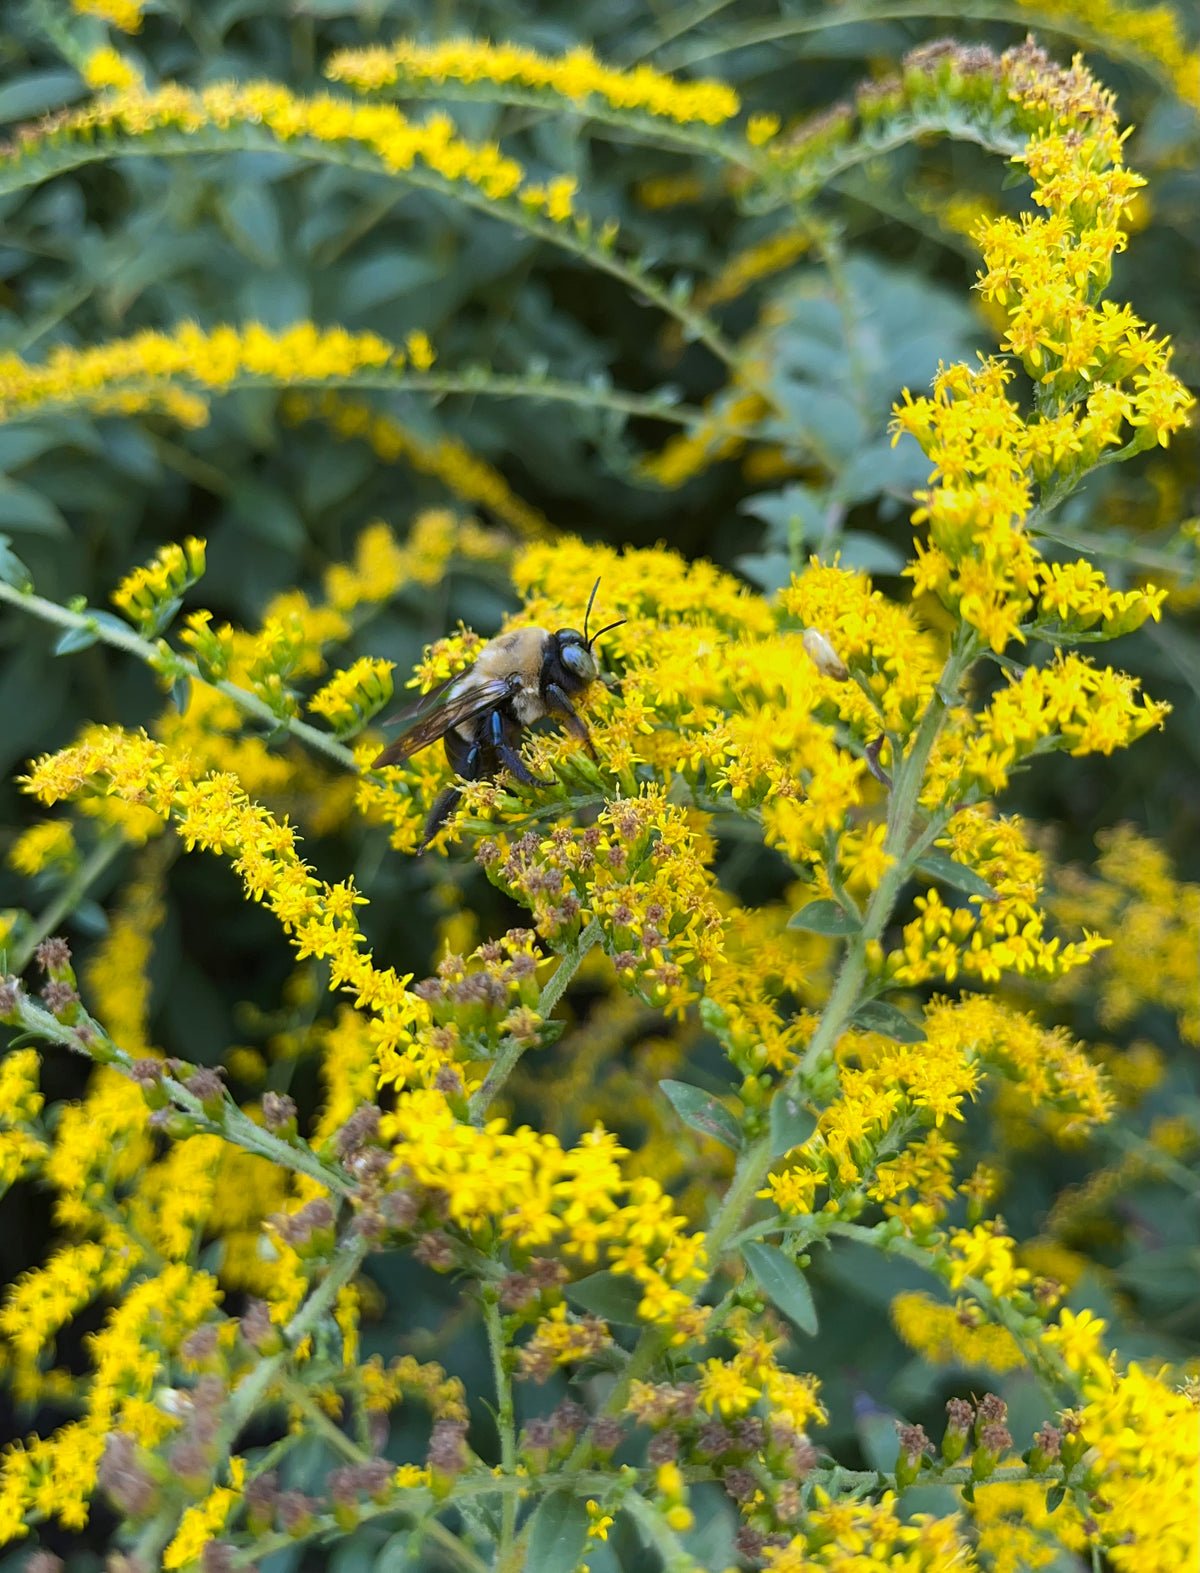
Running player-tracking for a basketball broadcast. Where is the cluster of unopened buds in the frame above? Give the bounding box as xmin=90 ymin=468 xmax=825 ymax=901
xmin=413 ymin=928 xmax=547 ymax=1054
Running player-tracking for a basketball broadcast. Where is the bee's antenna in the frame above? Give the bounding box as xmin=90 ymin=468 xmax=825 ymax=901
xmin=587 ymin=617 xmax=626 ymax=651
xmin=583 ymin=577 xmax=601 ymax=646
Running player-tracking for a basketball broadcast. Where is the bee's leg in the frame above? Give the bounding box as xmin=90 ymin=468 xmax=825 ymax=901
xmin=420 ymin=785 xmax=463 ymax=849
xmin=544 ymin=682 xmax=596 ymax=758
xmin=420 ymin=730 xmax=479 ymax=849
xmin=490 ymin=710 xmax=553 ymax=787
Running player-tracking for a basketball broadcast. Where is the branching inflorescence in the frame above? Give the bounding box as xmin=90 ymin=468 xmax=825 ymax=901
xmin=0 ymin=21 xmax=1196 ymax=1573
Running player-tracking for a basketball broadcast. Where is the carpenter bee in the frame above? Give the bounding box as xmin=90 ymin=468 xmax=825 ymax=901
xmin=372 ymin=579 xmax=625 ymax=847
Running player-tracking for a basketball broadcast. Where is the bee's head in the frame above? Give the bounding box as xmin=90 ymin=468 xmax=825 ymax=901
xmin=555 ymin=629 xmax=599 ymax=685
xmin=552 ymin=579 xmax=625 ymax=690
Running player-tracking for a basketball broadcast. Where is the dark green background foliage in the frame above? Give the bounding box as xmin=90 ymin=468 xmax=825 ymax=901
xmin=0 ymin=2 xmax=1196 ymax=1567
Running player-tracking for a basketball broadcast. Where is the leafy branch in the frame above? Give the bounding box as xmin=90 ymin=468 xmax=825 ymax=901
xmin=0 ymin=578 xmax=359 ymax=771
xmin=0 ymin=362 xmax=738 ymax=443
xmin=655 ymin=0 xmax=1194 ymax=100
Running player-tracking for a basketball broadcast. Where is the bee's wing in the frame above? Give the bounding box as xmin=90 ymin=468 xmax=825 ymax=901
xmin=372 ymin=672 xmax=520 ymax=768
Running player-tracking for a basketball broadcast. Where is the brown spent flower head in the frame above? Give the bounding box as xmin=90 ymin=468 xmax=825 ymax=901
xmin=40 ymin=979 xmax=80 ymax=1019
xmin=36 ymin=936 xmax=72 ymax=974
xmin=261 ymin=1090 xmax=298 ymax=1132
xmin=97 ymin=1433 xmax=158 ymax=1520
xmin=335 ymin=1101 xmax=382 ymax=1158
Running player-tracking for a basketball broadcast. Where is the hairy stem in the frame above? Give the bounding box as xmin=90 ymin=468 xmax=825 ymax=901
xmin=5 ymin=990 xmax=357 ymax=1199
xmin=0 ymin=581 xmax=358 ymax=771
xmin=468 ymin=917 xmax=601 ymax=1125
xmin=483 ymin=1288 xmax=518 ymax=1557
xmin=7 ymin=829 xmax=125 ymax=974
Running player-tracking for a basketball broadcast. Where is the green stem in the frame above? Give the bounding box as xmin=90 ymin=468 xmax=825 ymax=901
xmin=830 ymin=1220 xmax=1079 ymax=1398
xmin=467 ymin=917 xmax=601 ymax=1126
xmin=0 ymin=581 xmax=358 ymax=772
xmin=282 ymin=1378 xmax=369 ymax=1463
xmin=0 ymin=365 xmax=745 ymax=443
xmin=482 ymin=1289 xmax=517 ymax=1558
xmin=6 ymin=991 xmax=357 ymax=1199
xmin=420 ymin=1518 xmax=492 ymax=1573
xmin=0 ymin=125 xmax=758 ymax=393
xmin=7 ymin=830 xmax=125 ymax=974
xmin=220 ymin=1233 xmax=371 ymax=1446
xmin=621 ymin=1492 xmax=696 ymax=1570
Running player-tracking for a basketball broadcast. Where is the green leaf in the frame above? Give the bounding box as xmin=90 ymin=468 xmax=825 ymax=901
xmin=524 ymin=1491 xmax=589 ymax=1573
xmin=564 ymin=1270 xmax=644 ymax=1325
xmin=0 ymin=535 xmax=32 ymax=591
xmin=916 ymin=852 xmax=997 ymax=901
xmin=1045 ymin=1483 xmax=1066 ymax=1513
xmin=0 ymin=480 xmax=68 ymax=537
xmin=787 ymin=899 xmax=859 ymax=935
xmin=769 ymin=1090 xmax=818 ymax=1159
xmin=0 ymin=70 xmax=85 ymax=126
xmin=54 ymin=624 xmax=100 ymax=656
xmin=852 ymin=1000 xmax=927 ymax=1043
xmin=743 ymin=1241 xmax=819 ymax=1336
xmin=659 ymin=1079 xmax=742 ymax=1151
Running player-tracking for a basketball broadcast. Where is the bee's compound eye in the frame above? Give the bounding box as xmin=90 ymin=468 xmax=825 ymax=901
xmin=559 ymin=640 xmax=597 ymax=682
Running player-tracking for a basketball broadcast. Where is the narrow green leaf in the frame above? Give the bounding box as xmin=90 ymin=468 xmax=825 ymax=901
xmin=852 ymin=1000 xmax=927 ymax=1043
xmin=565 ymin=1271 xmax=644 ymax=1326
xmin=787 ymin=899 xmax=859 ymax=935
xmin=769 ymin=1091 xmax=818 ymax=1159
xmin=742 ymin=1241 xmax=819 ymax=1336
xmin=0 ymin=479 xmax=68 ymax=537
xmin=0 ymin=534 xmax=32 ymax=591
xmin=524 ymin=1491 xmax=589 ymax=1573
xmin=1045 ymin=1483 xmax=1066 ymax=1513
xmin=659 ymin=1079 xmax=742 ymax=1151
xmin=916 ymin=852 xmax=997 ymax=901
xmin=54 ymin=624 xmax=100 ymax=656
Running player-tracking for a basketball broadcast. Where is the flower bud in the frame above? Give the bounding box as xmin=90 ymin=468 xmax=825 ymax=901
xmin=1027 ymin=1423 xmax=1062 ymax=1473
xmin=971 ymin=1422 xmax=1013 ymax=1479
xmin=895 ymin=1422 xmax=932 ymax=1488
xmin=942 ymin=1397 xmax=974 ymax=1464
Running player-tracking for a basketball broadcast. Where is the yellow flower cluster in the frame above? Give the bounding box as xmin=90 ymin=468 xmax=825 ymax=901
xmin=930 ymin=651 xmax=1169 ymax=800
xmin=0 ymin=1049 xmax=46 ymax=1199
xmin=325 ymin=37 xmax=741 ymax=126
xmin=0 ymin=320 xmax=417 ymax=428
xmin=1048 ymin=824 xmax=1200 ymax=1043
xmin=71 ymin=0 xmax=144 ymax=30
xmin=764 ymin=992 xmax=1109 ymax=1224
xmin=308 ymin=656 xmax=395 ymax=735
xmin=111 ymin=535 xmax=206 ymax=631
xmin=283 ymin=391 xmax=550 ymax=538
xmin=764 ymin=1492 xmax=977 ymax=1573
xmin=880 ymin=809 xmax=1110 ymax=987
xmin=1038 ymin=1309 xmax=1199 ymax=1569
xmin=0 ymin=1264 xmax=222 ymax=1538
xmin=384 ymin=1096 xmax=707 ymax=1329
xmin=6 ymin=817 xmax=78 ymax=877
xmin=891 ymin=1291 xmax=1024 ymax=1372
xmin=639 ymin=388 xmax=767 ymax=487
xmin=81 ymin=46 xmax=143 ymax=92
xmin=690 ymin=228 xmax=811 ymax=312
xmin=891 ymin=43 xmax=1193 ymax=656
xmin=4 ymin=76 xmax=534 ymax=210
